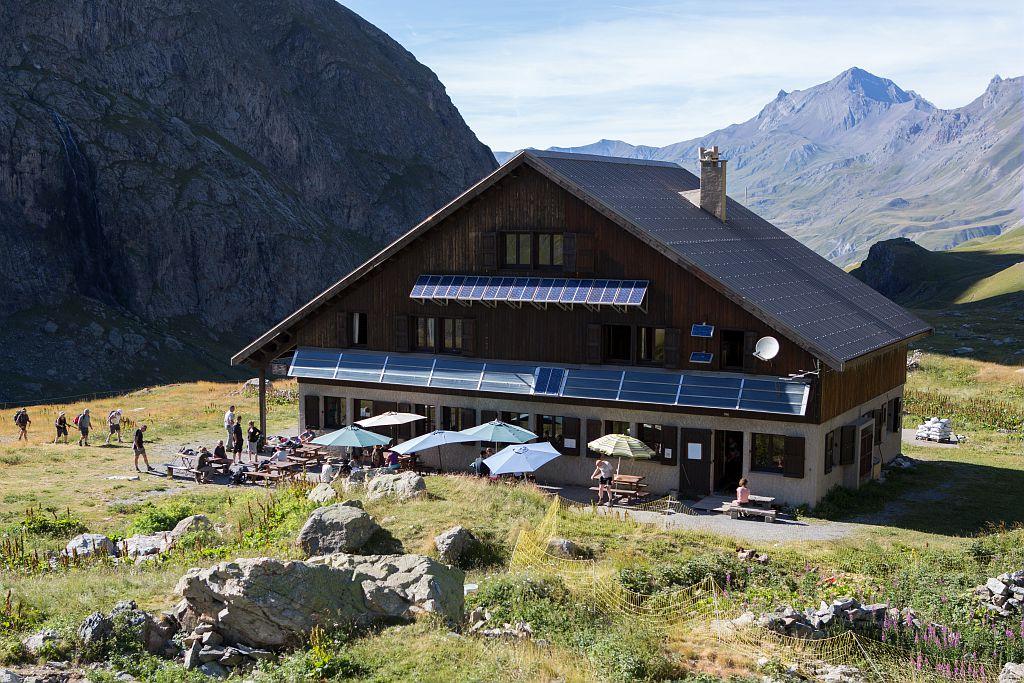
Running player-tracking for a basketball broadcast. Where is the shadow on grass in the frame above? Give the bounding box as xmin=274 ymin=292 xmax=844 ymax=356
xmin=809 ymin=459 xmax=1024 ymax=536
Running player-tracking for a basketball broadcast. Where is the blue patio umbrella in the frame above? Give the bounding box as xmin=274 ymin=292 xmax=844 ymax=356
xmin=459 ymin=420 xmax=537 ymax=445
xmin=391 ymin=429 xmax=477 ymax=472
xmin=484 ymin=442 xmax=561 ymax=475
xmin=312 ymin=425 xmax=392 ymax=448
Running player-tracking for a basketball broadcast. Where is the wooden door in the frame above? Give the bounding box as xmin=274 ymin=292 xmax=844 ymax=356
xmin=303 ymin=395 xmax=320 ymax=429
xmin=679 ymin=428 xmax=712 ymax=497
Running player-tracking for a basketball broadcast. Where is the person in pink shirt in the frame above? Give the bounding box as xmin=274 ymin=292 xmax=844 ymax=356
xmin=733 ymin=478 xmax=750 ymax=505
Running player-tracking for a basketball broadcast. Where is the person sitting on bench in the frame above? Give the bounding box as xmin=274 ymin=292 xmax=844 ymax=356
xmin=194 ymin=447 xmax=217 ymax=484
xmin=732 ymin=478 xmax=750 ymax=506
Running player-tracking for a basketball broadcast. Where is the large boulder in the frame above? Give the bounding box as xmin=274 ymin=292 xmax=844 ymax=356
xmin=176 ymin=553 xmax=464 ymax=650
xmin=123 ymin=533 xmax=171 ymax=559
xmin=434 ymin=526 xmax=479 ymax=566
xmin=170 ymin=515 xmax=214 ymax=540
xmin=1002 ymin=663 xmax=1024 ymax=683
xmin=21 ymin=629 xmax=60 ymax=655
xmin=296 ymin=504 xmax=380 ymax=555
xmin=307 ymin=482 xmax=338 ymax=504
xmin=0 ymin=669 xmax=22 ymax=683
xmin=366 ymin=472 xmax=426 ymax=502
xmin=65 ymin=533 xmax=117 ymax=558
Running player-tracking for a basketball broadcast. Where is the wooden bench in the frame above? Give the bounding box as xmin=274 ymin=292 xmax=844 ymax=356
xmin=588 ymin=486 xmax=646 ymax=503
xmin=727 ymin=505 xmax=777 ymax=523
xmin=165 ymin=463 xmax=200 ymax=479
xmin=242 ymin=470 xmax=287 ymax=486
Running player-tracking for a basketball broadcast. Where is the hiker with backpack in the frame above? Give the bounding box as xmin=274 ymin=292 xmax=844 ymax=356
xmin=53 ymin=411 xmax=69 ymax=444
xmin=105 ymin=409 xmax=123 ymax=445
xmin=75 ymin=408 xmax=92 ymax=446
xmin=13 ymin=409 xmax=30 ymax=441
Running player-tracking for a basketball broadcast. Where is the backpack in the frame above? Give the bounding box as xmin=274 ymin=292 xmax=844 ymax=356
xmin=73 ymin=414 xmax=82 ymax=426
xmin=13 ymin=410 xmax=24 ymax=425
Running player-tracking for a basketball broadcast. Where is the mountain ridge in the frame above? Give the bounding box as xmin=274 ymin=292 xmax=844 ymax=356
xmin=497 ymin=68 xmax=1022 ymax=264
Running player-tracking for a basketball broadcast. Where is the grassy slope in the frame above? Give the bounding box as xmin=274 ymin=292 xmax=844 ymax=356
xmin=0 ymin=360 xmax=1022 ymax=680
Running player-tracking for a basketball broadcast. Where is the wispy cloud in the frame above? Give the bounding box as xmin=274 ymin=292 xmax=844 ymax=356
xmin=343 ymin=0 xmax=1024 ymax=150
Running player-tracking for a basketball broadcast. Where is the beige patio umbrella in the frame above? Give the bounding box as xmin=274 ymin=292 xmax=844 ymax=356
xmin=586 ymin=433 xmax=655 ymax=474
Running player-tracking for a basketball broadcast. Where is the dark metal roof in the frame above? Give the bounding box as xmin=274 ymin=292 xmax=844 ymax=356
xmin=528 ymin=150 xmax=931 ymax=368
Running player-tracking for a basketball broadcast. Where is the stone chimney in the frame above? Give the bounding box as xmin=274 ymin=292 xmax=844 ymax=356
xmin=698 ymin=146 xmax=727 ymax=222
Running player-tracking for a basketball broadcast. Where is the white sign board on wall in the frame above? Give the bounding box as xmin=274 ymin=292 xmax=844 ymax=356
xmin=687 ymin=443 xmax=702 ymax=460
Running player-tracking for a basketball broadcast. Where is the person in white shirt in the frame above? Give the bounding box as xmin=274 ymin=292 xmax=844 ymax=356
xmin=590 ymin=458 xmax=614 ymax=506
xmin=224 ymin=405 xmax=236 ymax=445
xmin=105 ymin=409 xmax=123 ymax=444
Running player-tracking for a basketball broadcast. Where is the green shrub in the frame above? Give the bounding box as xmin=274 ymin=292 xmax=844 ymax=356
xmin=619 ymin=552 xmax=746 ymax=596
xmin=125 ymin=499 xmax=199 ymax=535
xmin=18 ymin=508 xmax=87 ymax=536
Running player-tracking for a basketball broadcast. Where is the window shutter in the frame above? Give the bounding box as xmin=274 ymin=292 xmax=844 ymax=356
xmin=586 ymin=324 xmax=602 ymax=363
xmin=585 ymin=419 xmax=601 ymax=457
xmin=481 ymin=232 xmax=497 ymax=270
xmin=890 ymin=397 xmax=902 ymax=433
xmin=461 ymin=318 xmax=476 ymax=356
xmin=562 ymin=233 xmax=577 ymax=272
xmin=743 ymin=331 xmax=758 ymax=370
xmin=783 ymin=435 xmax=805 ymax=478
xmin=576 ymin=234 xmax=595 ymax=273
xmin=394 ymin=315 xmax=410 ymax=352
xmin=336 ymin=312 xmax=349 ymax=348
xmin=824 ymin=430 xmax=834 ymax=474
xmin=661 ymin=426 xmax=678 ymax=465
xmin=460 ymin=408 xmax=477 ymax=430
xmin=664 ymin=328 xmax=681 ymax=368
xmin=840 ymin=426 xmax=855 ymax=465
xmin=563 ymin=417 xmax=580 ymax=455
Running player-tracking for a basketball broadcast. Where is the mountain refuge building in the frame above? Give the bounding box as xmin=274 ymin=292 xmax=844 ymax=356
xmin=233 ymin=149 xmax=931 ymax=506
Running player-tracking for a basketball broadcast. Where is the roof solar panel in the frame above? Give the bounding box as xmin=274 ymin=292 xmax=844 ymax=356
xmin=534 ymin=278 xmax=555 ymax=302
xmin=410 ymin=275 xmax=431 ymax=298
xmin=508 ymin=277 xmax=529 ymax=301
xmin=690 ymin=352 xmax=714 ymax=364
xmin=690 ymin=324 xmax=715 ymax=338
xmin=436 ymin=275 xmax=457 ymax=298
xmin=559 ymin=280 xmax=580 ymax=303
xmin=571 ymin=280 xmax=594 ymax=304
xmin=597 ymin=280 xmax=620 ymax=305
xmin=493 ymin=277 xmax=514 ymax=300
xmin=288 ymin=348 xmax=809 ymax=416
xmin=481 ymin=277 xmax=502 ymax=300
xmin=624 ymin=281 xmax=648 ymax=305
xmin=522 ymin=278 xmax=541 ymax=301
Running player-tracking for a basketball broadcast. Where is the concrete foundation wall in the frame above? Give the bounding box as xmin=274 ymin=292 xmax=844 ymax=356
xmin=297 ymin=380 xmax=906 ymax=507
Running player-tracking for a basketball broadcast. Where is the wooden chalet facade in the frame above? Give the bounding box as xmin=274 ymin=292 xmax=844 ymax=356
xmin=234 ymin=150 xmax=931 ymax=506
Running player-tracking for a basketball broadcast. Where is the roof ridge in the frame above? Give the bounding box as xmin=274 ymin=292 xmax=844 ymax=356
xmin=527 ymin=149 xmax=681 ymax=168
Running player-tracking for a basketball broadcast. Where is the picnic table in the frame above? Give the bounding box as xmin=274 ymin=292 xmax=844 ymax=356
xmin=720 ymin=494 xmax=778 ymax=522
xmin=165 ymin=453 xmax=230 ymax=480
xmin=588 ymin=473 xmax=648 ymax=504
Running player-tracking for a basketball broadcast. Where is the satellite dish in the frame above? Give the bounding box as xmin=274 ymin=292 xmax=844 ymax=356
xmin=753 ymin=336 xmax=780 ymax=361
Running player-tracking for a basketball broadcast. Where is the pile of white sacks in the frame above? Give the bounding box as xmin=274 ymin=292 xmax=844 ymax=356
xmin=915 ymin=417 xmax=953 ymax=442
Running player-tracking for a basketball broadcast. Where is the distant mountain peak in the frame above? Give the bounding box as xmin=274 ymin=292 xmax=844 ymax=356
xmin=828 ymin=66 xmax=915 ymax=104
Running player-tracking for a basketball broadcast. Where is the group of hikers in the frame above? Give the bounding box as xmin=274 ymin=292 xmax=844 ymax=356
xmin=10 ymin=406 xmax=151 ymax=472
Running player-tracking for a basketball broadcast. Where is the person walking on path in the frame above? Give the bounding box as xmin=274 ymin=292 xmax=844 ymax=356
xmin=53 ymin=411 xmax=69 ymax=444
xmin=246 ymin=420 xmax=262 ymax=463
xmin=76 ymin=409 xmax=92 ymax=446
xmin=231 ymin=417 xmax=244 ymax=463
xmin=224 ymin=405 xmax=236 ymax=446
xmin=14 ymin=409 xmax=30 ymax=441
xmin=132 ymin=424 xmax=150 ymax=472
xmin=590 ymin=458 xmax=614 ymax=506
xmin=105 ymin=409 xmax=123 ymax=445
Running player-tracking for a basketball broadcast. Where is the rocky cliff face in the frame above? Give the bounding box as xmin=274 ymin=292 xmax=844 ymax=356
xmin=0 ymin=0 xmax=495 ymax=399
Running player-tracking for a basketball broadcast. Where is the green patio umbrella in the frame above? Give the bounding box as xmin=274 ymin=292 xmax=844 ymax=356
xmin=312 ymin=425 xmax=392 ymax=448
xmin=458 ymin=420 xmax=537 ymax=444
xmin=586 ymin=433 xmax=655 ymax=474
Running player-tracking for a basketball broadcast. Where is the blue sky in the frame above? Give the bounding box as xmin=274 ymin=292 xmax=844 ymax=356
xmin=343 ymin=1 xmax=1023 ymax=152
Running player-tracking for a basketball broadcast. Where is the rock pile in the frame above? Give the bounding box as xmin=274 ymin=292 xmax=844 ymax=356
xmin=734 ymin=597 xmax=912 ymax=640
xmin=175 ymin=553 xmax=464 ymax=653
xmin=62 ymin=515 xmax=213 ymax=565
xmin=546 ymin=537 xmax=592 ymax=559
xmin=975 ymin=571 xmax=1024 ymax=616
xmin=1001 ymin=662 xmax=1024 ymax=683
xmin=78 ymin=600 xmax=179 ymax=658
xmin=465 ymin=607 xmax=534 ymax=640
xmin=736 ymin=547 xmax=770 ymax=564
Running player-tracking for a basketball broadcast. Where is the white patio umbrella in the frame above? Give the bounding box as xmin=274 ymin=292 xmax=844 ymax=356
xmin=356 ymin=411 xmax=427 ymax=427
xmin=484 ymin=442 xmax=561 ymax=476
xmin=390 ymin=429 xmax=477 ymax=472
xmin=587 ymin=433 xmax=655 ymax=474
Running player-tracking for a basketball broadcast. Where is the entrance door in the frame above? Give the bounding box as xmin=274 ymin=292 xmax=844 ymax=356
xmin=713 ymin=430 xmax=744 ymax=492
xmin=859 ymin=428 xmax=873 ymax=478
xmin=303 ymin=395 xmax=320 ymax=429
xmin=679 ymin=428 xmax=712 ymax=497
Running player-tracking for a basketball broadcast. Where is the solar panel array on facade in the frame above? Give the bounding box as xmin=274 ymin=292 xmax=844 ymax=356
xmin=411 ymin=275 xmax=648 ymax=307
xmin=289 ymin=347 xmax=810 ymax=416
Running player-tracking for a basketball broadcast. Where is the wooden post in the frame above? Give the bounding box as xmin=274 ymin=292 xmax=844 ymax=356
xmin=258 ymin=366 xmax=267 ymax=444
